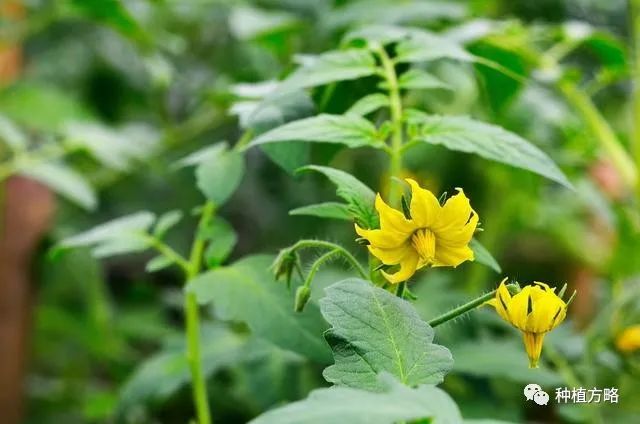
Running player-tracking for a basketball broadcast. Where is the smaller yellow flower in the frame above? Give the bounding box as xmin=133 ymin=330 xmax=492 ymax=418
xmin=616 ymin=325 xmax=640 ymax=354
xmin=486 ymin=279 xmax=569 ymax=368
xmin=355 ymin=179 xmax=478 ymax=284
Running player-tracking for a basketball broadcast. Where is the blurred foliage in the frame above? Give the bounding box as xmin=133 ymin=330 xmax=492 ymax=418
xmin=1 ymin=0 xmax=639 ymax=423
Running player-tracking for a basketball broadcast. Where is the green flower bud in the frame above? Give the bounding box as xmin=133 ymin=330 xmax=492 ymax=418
xmin=294 ymin=285 xmax=312 ymax=313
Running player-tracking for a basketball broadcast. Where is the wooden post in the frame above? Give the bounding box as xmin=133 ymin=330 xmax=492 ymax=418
xmin=0 ymin=2 xmax=56 ymax=422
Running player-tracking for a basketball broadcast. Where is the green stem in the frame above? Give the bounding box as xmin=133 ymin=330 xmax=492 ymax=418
xmin=557 ymin=79 xmax=638 ymax=189
xmin=428 ymin=284 xmax=518 ymax=327
xmin=290 ymin=239 xmax=367 ymax=279
xmin=304 ymin=249 xmax=340 ymax=288
xmin=395 ymin=281 xmax=406 ymax=298
xmin=139 ymin=234 xmax=190 ymax=272
xmin=184 ymin=201 xmax=216 ymax=424
xmin=373 ymin=43 xmax=404 ymax=205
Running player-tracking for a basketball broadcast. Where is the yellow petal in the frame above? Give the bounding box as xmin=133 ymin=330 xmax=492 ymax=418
xmin=375 ymin=194 xmax=416 ymax=234
xmin=381 ymin=250 xmax=419 ymax=284
xmin=355 ymin=224 xmax=407 ymax=249
xmin=489 ymin=278 xmax=511 ymax=322
xmin=507 ymin=286 xmax=533 ymax=331
xmin=432 ymin=243 xmax=473 ymax=267
xmin=406 ymin=178 xmax=441 ymax=228
xmin=434 ymin=188 xmax=474 ymax=232
xmin=368 ymin=243 xmax=413 ymax=265
xmin=526 ymin=290 xmax=566 ymax=333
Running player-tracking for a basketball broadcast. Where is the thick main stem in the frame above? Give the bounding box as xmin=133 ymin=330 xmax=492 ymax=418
xmin=184 ymin=201 xmax=216 ymax=424
xmin=374 ymin=44 xmax=404 ymax=205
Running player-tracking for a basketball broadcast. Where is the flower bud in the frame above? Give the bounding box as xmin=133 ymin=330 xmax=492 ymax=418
xmin=272 ymin=247 xmax=299 ymax=287
xmin=294 ymin=285 xmax=311 ymax=312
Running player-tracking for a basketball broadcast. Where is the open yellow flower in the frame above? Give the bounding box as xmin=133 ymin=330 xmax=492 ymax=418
xmin=355 ymin=178 xmax=478 ymax=284
xmin=487 ymin=279 xmax=568 ymax=368
xmin=616 ymin=325 xmax=640 ymax=354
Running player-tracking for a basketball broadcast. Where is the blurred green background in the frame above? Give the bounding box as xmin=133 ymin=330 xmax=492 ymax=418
xmin=1 ymin=0 xmax=639 ymax=423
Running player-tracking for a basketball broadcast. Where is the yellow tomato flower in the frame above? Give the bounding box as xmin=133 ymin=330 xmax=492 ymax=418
xmin=487 ymin=279 xmax=568 ymax=368
xmin=616 ymin=325 xmax=640 ymax=354
xmin=355 ymin=178 xmax=478 ymax=284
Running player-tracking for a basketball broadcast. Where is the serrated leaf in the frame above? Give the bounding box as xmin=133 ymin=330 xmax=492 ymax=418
xmin=145 ymin=255 xmax=175 ymax=273
xmin=250 ymin=374 xmax=462 ymax=424
xmin=297 ymin=165 xmax=378 ymax=228
xmin=204 ymin=218 xmax=237 ymax=266
xmin=22 ymin=162 xmax=97 ymax=210
xmin=397 ymin=68 xmax=451 ymax=90
xmin=290 ymin=202 xmax=352 ymax=221
xmin=320 ymin=279 xmax=453 ymax=391
xmin=247 ymin=114 xmax=383 ymax=150
xmin=0 ymin=114 xmax=27 ymax=150
xmin=187 ymin=255 xmax=331 ymax=363
xmin=153 ymin=210 xmax=183 ymax=238
xmin=347 ymin=93 xmax=390 ymax=116
xmin=469 ymin=239 xmax=501 ymax=273
xmin=195 ymin=146 xmax=245 ymax=205
xmin=407 ymin=112 xmax=572 ymax=188
xmin=59 ymin=212 xmax=155 ymax=248
xmin=280 ymin=49 xmax=378 ymax=91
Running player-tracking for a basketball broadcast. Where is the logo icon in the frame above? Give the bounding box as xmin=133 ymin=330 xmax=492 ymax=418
xmin=524 ymin=383 xmax=549 ymax=406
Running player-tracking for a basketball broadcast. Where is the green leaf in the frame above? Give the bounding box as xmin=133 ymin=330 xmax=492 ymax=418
xmin=450 ymin=339 xmax=562 ymax=386
xmin=22 ymin=162 xmax=97 ymax=210
xmin=145 ymin=255 xmax=175 ymax=273
xmin=469 ymin=239 xmax=501 ymax=273
xmin=229 ymin=6 xmax=299 ymax=41
xmin=174 ymin=144 xmax=227 ymax=169
xmin=247 ymin=114 xmax=383 ymax=150
xmin=65 ymin=122 xmax=158 ymax=171
xmin=297 ymin=165 xmax=378 ymax=228
xmin=91 ymin=237 xmax=149 ymax=258
xmin=0 ymin=114 xmax=27 ymax=150
xmin=320 ymin=279 xmax=453 ymax=391
xmin=328 ymin=1 xmax=465 ymax=30
xmin=250 ymin=374 xmax=463 ymax=424
xmin=66 ymin=0 xmax=145 ymax=40
xmin=0 ymin=83 xmax=92 ymax=131
xmin=195 ymin=145 xmax=245 ymax=205
xmin=280 ymin=49 xmax=378 ymax=90
xmin=117 ymin=325 xmax=253 ymax=413
xmin=347 ymin=93 xmax=390 ymax=116
xmin=153 ymin=210 xmax=183 ymax=239
xmin=396 ymin=31 xmax=474 ymax=63
xmin=397 ymin=68 xmax=451 ymax=90
xmin=58 ymin=212 xmax=155 ymax=249
xmin=204 ymin=218 xmax=237 ymax=266
xmin=407 ymin=112 xmax=572 ymax=188
xmin=290 ymin=202 xmax=352 ymax=221
xmin=187 ymin=255 xmax=331 ymax=363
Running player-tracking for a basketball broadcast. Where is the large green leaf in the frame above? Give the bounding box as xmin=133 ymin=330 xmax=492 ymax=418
xmin=395 ymin=31 xmax=474 ymax=63
xmin=406 ymin=112 xmax=572 ymax=188
xmin=297 ymin=165 xmax=378 ymax=228
xmin=321 ymin=279 xmax=453 ymax=391
xmin=250 ymin=374 xmax=463 ymax=424
xmin=187 ymin=255 xmax=331 ymax=363
xmin=280 ymin=49 xmax=378 ymax=90
xmin=195 ymin=144 xmax=245 ymax=205
xmin=22 ymin=162 xmax=97 ymax=210
xmin=246 ymin=114 xmax=383 ymax=150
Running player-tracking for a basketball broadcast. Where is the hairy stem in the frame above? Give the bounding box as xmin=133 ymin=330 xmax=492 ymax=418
xmin=428 ymin=284 xmax=518 ymax=327
xmin=373 ymin=43 xmax=405 ymax=205
xmin=184 ymin=201 xmax=216 ymax=424
xmin=290 ymin=239 xmax=367 ymax=279
xmin=304 ymin=249 xmax=340 ymax=288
